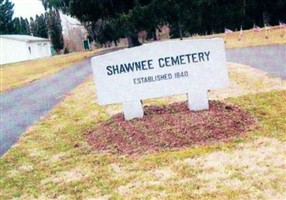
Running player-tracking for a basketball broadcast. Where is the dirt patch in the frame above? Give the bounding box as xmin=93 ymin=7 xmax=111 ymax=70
xmin=86 ymin=101 xmax=256 ymax=155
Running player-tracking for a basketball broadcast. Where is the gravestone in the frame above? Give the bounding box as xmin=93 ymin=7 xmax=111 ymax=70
xmin=92 ymin=39 xmax=229 ymax=120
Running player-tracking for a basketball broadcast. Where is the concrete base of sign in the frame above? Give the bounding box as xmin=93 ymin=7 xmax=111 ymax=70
xmin=122 ymin=91 xmax=209 ymax=120
xmin=123 ymin=101 xmax=144 ymax=120
xmin=187 ymin=90 xmax=209 ymax=111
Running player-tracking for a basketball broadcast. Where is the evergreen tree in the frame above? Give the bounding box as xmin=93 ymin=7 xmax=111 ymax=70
xmin=41 ymin=0 xmax=286 ymax=42
xmin=165 ymin=0 xmax=193 ymax=39
xmin=28 ymin=10 xmax=64 ymax=52
xmin=47 ymin=10 xmax=64 ymax=52
xmin=13 ymin=17 xmax=31 ymax=35
xmin=29 ymin=17 xmax=37 ymax=36
xmin=21 ymin=18 xmax=31 ymax=35
xmin=12 ymin=17 xmax=21 ymax=33
xmin=42 ymin=0 xmax=152 ymax=47
xmin=30 ymin=14 xmax=49 ymax=38
xmin=35 ymin=14 xmax=49 ymax=38
xmin=0 ymin=0 xmax=14 ymax=34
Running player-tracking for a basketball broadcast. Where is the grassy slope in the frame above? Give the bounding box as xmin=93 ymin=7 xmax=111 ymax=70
xmin=0 ymin=50 xmax=102 ymax=93
xmin=0 ymin=63 xmax=285 ymax=199
xmin=187 ymin=26 xmax=286 ymax=48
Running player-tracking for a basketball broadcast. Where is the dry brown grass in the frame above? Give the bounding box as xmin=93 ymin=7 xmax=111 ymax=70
xmin=0 ymin=50 xmax=102 ymax=93
xmin=187 ymin=26 xmax=286 ymax=48
xmin=1 ymin=63 xmax=285 ymax=199
xmin=209 ymin=63 xmax=286 ymax=100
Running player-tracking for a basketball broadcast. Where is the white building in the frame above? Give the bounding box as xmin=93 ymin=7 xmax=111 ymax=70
xmin=0 ymin=35 xmax=52 ymax=65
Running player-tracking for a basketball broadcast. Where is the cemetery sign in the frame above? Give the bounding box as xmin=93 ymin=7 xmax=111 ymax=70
xmin=92 ymin=39 xmax=229 ymax=120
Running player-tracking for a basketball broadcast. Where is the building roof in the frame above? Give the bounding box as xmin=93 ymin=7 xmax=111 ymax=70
xmin=0 ymin=35 xmax=50 ymax=43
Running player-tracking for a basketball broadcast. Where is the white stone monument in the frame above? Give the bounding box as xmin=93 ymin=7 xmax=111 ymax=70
xmin=92 ymin=39 xmax=229 ymax=120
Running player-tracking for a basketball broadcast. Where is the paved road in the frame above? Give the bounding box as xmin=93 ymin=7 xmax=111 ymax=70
xmin=1 ymin=45 xmax=285 ymax=156
xmin=0 ymin=49 xmax=118 ymax=156
xmin=226 ymin=44 xmax=286 ymax=79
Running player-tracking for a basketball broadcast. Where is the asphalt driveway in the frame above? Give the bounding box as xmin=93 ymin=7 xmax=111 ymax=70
xmin=0 ymin=49 xmax=118 ymax=156
xmin=226 ymin=44 xmax=286 ymax=79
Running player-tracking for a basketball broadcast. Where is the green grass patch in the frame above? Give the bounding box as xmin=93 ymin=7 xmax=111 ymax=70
xmin=228 ymin=91 xmax=286 ymax=141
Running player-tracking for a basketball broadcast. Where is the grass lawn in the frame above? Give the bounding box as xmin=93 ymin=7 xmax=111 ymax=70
xmin=0 ymin=50 xmax=103 ymax=93
xmin=1 ymin=27 xmax=285 ymax=199
xmin=0 ymin=62 xmax=285 ymax=199
xmin=187 ymin=26 xmax=286 ymax=48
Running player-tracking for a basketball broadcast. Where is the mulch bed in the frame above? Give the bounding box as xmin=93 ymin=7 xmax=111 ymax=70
xmin=86 ymin=101 xmax=257 ymax=155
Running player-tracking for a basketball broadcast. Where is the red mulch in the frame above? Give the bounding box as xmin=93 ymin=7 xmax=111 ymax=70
xmin=86 ymin=101 xmax=257 ymax=155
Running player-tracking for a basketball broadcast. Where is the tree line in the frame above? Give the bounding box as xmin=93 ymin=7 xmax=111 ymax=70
xmin=41 ymin=0 xmax=286 ymax=47
xmin=0 ymin=0 xmax=64 ymax=52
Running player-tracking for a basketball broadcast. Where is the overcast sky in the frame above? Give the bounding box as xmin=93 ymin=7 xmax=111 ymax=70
xmin=10 ymin=0 xmax=83 ymax=34
xmin=11 ymin=0 xmax=45 ymax=19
